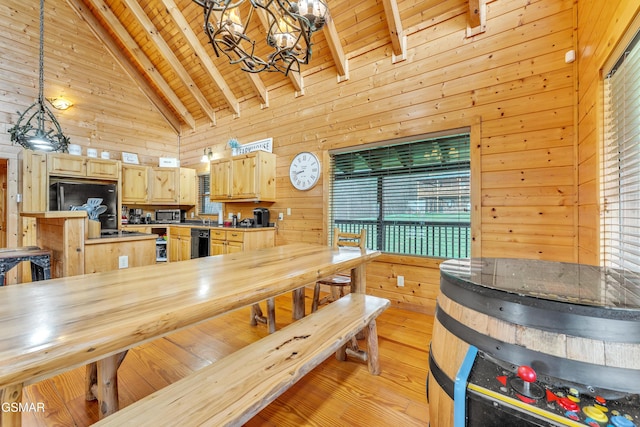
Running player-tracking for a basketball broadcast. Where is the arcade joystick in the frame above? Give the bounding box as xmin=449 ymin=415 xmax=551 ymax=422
xmin=509 ymin=365 xmax=545 ymax=400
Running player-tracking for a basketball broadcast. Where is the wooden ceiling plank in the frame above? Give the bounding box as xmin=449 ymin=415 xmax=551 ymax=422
xmin=64 ymin=0 xmax=182 ymax=133
xmin=323 ymin=15 xmax=349 ymax=81
xmin=84 ymin=0 xmax=196 ymax=129
xmin=160 ymin=0 xmax=245 ymax=116
xmin=381 ymin=0 xmax=407 ymax=62
xmin=122 ymin=0 xmax=218 ymax=124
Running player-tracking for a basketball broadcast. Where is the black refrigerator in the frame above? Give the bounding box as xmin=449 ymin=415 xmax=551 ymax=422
xmin=49 ymin=179 xmax=118 ymax=230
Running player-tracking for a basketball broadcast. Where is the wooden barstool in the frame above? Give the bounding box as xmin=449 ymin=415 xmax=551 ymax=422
xmin=312 ymin=228 xmax=367 ymax=312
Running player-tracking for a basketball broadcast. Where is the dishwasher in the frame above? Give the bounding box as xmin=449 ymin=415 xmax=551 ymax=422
xmin=190 ymin=228 xmax=210 ymax=259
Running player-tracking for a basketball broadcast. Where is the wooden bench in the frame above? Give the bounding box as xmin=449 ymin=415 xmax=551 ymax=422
xmin=94 ymin=293 xmax=390 ymax=426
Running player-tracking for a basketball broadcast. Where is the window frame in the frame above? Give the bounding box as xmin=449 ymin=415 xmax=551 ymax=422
xmin=328 ymin=126 xmax=480 ymax=259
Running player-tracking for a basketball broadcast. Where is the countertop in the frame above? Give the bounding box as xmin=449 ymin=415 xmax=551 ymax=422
xmin=123 ymin=223 xmax=276 ymax=232
xmin=85 ymin=231 xmax=158 ymax=244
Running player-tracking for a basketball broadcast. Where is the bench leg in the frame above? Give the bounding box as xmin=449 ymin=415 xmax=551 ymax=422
xmin=1 ymin=383 xmax=23 ymax=427
xmin=365 ymin=320 xmax=381 ymax=375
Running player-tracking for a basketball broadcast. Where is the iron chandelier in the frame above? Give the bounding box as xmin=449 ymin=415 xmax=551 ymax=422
xmin=193 ymin=0 xmax=328 ymax=75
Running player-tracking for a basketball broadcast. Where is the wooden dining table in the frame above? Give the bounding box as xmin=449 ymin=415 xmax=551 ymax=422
xmin=0 ymin=243 xmax=380 ymax=426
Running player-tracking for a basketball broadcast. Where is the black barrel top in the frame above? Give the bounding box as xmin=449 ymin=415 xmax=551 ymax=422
xmin=440 ymin=258 xmax=640 ymax=311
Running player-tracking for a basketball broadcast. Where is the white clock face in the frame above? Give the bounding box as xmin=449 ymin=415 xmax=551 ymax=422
xmin=289 ymin=152 xmax=320 ymax=190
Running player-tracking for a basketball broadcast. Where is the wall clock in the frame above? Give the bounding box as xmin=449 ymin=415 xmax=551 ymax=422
xmin=289 ymin=152 xmax=321 ymax=191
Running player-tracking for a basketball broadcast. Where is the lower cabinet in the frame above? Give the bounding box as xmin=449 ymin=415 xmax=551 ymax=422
xmin=169 ymin=227 xmax=191 ymax=262
xmin=210 ymin=228 xmax=275 ymax=255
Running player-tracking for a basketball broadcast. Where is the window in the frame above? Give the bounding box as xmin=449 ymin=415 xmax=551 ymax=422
xmin=330 ymin=133 xmax=471 ymax=258
xmin=198 ymin=174 xmax=222 ymax=215
xmin=601 ymin=25 xmax=640 ymax=271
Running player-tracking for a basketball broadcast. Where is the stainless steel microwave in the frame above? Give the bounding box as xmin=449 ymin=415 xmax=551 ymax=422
xmin=155 ymin=209 xmax=184 ymax=223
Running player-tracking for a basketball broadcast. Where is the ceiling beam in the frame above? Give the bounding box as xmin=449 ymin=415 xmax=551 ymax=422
xmin=467 ymin=0 xmax=487 ymax=37
xmin=323 ymin=15 xmax=348 ymax=82
xmin=123 ymin=0 xmax=220 ymax=124
xmin=160 ymin=0 xmax=249 ymax=116
xmin=64 ymin=0 xmax=182 ymax=133
xmin=83 ymin=0 xmax=196 ymax=129
xmin=381 ymin=0 xmax=406 ymax=63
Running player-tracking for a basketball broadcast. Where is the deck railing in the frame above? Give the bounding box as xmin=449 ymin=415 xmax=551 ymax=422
xmin=334 ymin=219 xmax=470 ymax=258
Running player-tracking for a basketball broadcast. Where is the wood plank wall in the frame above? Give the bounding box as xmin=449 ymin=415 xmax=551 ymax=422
xmin=0 ymin=0 xmax=179 ymax=164
xmin=182 ymin=0 xmax=578 ymax=314
xmin=2 ymin=0 xmax=634 ymax=313
xmin=576 ymin=0 xmax=640 ymax=266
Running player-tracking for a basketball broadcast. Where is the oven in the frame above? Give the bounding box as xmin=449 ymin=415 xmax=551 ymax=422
xmin=190 ymin=228 xmax=210 ymax=259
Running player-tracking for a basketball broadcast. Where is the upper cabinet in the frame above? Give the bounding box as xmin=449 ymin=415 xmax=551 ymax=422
xmin=180 ymin=167 xmax=197 ymax=205
xmin=121 ymin=165 xmax=148 ymax=204
xmin=48 ymin=153 xmax=120 ymax=180
xmin=210 ymin=151 xmax=276 ymax=202
xmin=150 ymin=167 xmax=178 ymax=204
xmin=122 ymin=165 xmax=196 ymax=206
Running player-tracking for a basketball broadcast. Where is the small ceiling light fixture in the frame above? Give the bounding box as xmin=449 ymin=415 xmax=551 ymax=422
xmin=48 ymin=98 xmax=74 ymax=110
xmin=193 ymin=0 xmax=328 ymax=76
xmin=8 ymin=0 xmax=70 ymax=153
xmin=201 ymin=147 xmax=214 ymax=163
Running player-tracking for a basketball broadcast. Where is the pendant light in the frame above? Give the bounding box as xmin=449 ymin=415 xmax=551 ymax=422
xmin=8 ymin=0 xmax=70 ymax=153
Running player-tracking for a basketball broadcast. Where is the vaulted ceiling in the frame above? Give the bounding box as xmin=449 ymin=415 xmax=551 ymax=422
xmin=65 ymin=0 xmax=485 ymax=133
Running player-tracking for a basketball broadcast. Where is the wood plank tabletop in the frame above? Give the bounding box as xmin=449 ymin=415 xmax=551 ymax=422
xmin=0 ymin=243 xmax=380 ymax=390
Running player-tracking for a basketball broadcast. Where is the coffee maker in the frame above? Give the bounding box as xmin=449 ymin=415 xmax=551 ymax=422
xmin=129 ymin=208 xmax=142 ymax=224
xmin=253 ymin=208 xmax=270 ymax=227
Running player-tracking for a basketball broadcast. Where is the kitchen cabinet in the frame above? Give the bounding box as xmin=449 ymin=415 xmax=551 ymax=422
xmin=86 ymin=158 xmax=120 ymax=179
xmin=150 ymin=167 xmax=178 ymax=204
xmin=209 ymin=228 xmax=275 ymax=255
xmin=168 ymin=227 xmax=191 ymax=262
xmin=48 ymin=153 xmax=119 ymax=180
xmin=122 ymin=166 xmax=195 ymax=206
xmin=121 ymin=165 xmax=148 ymax=204
xmin=209 ymin=151 xmax=276 ymax=202
xmin=180 ymin=168 xmax=197 ymax=205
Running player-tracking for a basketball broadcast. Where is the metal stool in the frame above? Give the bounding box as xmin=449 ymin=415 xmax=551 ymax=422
xmin=0 ymin=246 xmax=52 ymax=285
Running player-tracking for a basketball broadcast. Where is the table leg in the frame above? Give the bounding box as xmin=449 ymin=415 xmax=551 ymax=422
xmin=94 ymin=351 xmax=127 ymax=419
xmin=0 ymin=383 xmax=23 ymax=427
xmin=351 ymin=264 xmax=366 ymax=294
xmin=291 ymin=288 xmax=305 ymax=320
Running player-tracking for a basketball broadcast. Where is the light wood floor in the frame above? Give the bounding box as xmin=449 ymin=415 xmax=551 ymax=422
xmin=20 ymin=289 xmax=432 ymax=426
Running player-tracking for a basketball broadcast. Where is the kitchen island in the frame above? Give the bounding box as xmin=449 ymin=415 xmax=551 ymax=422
xmin=21 ymin=212 xmax=157 ymax=277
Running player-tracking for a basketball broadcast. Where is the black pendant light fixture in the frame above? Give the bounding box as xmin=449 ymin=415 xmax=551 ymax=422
xmin=8 ymin=0 xmax=70 ymax=153
xmin=193 ymin=0 xmax=328 ymax=76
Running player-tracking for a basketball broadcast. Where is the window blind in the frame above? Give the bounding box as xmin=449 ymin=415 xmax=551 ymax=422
xmin=198 ymin=174 xmax=221 ymax=215
xmin=602 ymin=29 xmax=640 ymax=271
xmin=329 ymin=134 xmax=471 ymax=258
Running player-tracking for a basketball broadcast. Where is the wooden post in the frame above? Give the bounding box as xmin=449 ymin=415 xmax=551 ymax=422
xmin=85 ymin=362 xmax=98 ymax=401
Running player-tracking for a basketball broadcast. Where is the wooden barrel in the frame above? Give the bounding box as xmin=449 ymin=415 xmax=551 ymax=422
xmin=427 ymin=258 xmax=640 ymax=427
